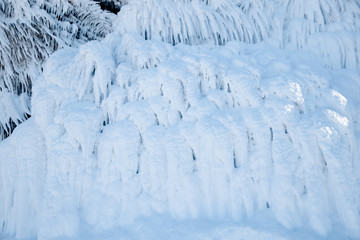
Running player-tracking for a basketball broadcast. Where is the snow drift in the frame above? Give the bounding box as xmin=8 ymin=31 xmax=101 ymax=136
xmin=1 ymin=0 xmax=360 ymax=239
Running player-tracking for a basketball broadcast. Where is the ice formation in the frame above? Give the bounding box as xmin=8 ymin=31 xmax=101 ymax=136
xmin=1 ymin=0 xmax=360 ymax=239
xmin=117 ymin=0 xmax=360 ymax=70
xmin=0 ymin=0 xmax=113 ymax=139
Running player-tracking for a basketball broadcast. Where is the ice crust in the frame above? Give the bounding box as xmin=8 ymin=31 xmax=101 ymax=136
xmin=1 ymin=32 xmax=360 ymax=239
xmin=1 ymin=0 xmax=360 ymax=239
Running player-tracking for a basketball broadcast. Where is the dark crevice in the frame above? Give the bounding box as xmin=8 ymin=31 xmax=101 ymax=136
xmin=191 ymin=148 xmax=196 ymax=161
xmin=1 ymin=114 xmax=31 ymax=140
xmin=94 ymin=0 xmax=122 ymax=14
xmin=233 ymin=150 xmax=238 ymax=168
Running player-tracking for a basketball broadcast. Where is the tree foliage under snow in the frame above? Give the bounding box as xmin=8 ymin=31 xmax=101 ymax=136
xmin=0 ymin=0 xmax=114 ymax=139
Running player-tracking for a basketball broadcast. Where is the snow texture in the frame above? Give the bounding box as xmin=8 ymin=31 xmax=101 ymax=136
xmin=0 ymin=0 xmax=114 ymax=139
xmin=2 ymin=0 xmax=360 ymax=139
xmin=1 ymin=32 xmax=360 ymax=239
xmin=1 ymin=0 xmax=360 ymax=239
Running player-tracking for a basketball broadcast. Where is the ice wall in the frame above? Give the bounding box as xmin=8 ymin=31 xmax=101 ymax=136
xmin=1 ymin=32 xmax=360 ymax=239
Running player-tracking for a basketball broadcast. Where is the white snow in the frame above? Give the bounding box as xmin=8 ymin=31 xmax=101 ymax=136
xmin=1 ymin=0 xmax=360 ymax=239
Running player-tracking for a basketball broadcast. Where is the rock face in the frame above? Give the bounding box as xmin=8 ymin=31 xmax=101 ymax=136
xmin=0 ymin=0 xmax=360 ymax=239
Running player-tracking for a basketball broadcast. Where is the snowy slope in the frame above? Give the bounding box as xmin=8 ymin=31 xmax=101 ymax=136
xmin=1 ymin=0 xmax=360 ymax=239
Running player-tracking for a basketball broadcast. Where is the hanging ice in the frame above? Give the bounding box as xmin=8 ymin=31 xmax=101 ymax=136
xmin=1 ymin=0 xmax=360 ymax=239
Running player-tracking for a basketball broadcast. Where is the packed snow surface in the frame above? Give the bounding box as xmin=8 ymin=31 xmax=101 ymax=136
xmin=1 ymin=0 xmax=360 ymax=239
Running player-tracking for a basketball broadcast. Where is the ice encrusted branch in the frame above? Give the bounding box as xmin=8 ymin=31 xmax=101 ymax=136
xmin=0 ymin=0 xmax=114 ymax=139
xmin=117 ymin=0 xmax=360 ymax=69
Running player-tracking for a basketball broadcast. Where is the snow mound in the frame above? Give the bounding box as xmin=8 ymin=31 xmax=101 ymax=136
xmin=1 ymin=32 xmax=360 ymax=239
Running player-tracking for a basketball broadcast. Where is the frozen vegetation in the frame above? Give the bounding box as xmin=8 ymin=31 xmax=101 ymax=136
xmin=0 ymin=0 xmax=114 ymax=138
xmin=1 ymin=0 xmax=360 ymax=239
